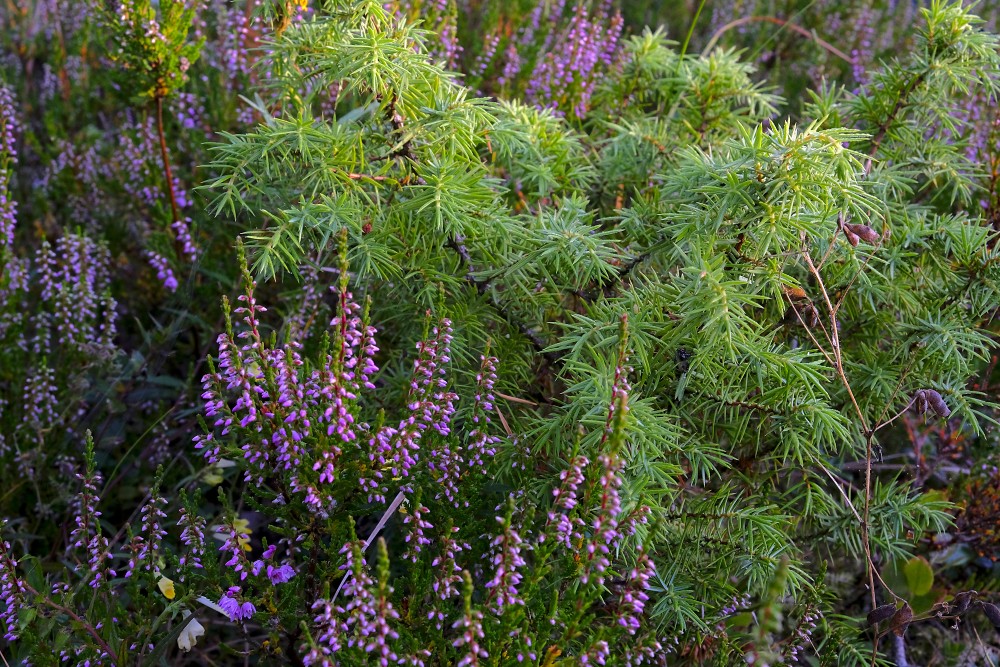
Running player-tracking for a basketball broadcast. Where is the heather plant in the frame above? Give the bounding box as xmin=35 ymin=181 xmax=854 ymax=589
xmin=204 ymin=1 xmax=1000 ymax=664
xmin=0 ymin=250 xmax=660 ymax=665
xmin=2 ymin=0 xmax=1000 ymax=665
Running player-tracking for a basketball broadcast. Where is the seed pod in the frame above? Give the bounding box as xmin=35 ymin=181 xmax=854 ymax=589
xmin=844 ymin=228 xmax=860 ymax=247
xmin=981 ymin=602 xmax=1000 ymax=628
xmin=809 ymin=306 xmax=820 ymax=329
xmin=913 ymin=389 xmax=949 ymax=418
xmin=890 ymin=602 xmax=913 ymax=637
xmin=782 ymin=285 xmax=808 ymax=301
xmin=925 ymin=389 xmax=950 ymax=418
xmin=845 ymin=223 xmax=880 ymax=244
xmin=953 ymin=590 xmax=977 ymax=614
xmin=866 ymin=603 xmax=898 ymax=627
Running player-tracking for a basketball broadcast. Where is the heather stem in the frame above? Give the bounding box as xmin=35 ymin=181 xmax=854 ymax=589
xmin=155 ymin=95 xmax=183 ymax=253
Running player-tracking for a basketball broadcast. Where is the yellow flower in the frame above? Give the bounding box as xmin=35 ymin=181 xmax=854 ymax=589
xmin=212 ymin=518 xmax=254 ymax=552
xmin=157 ymin=576 xmax=176 ymax=600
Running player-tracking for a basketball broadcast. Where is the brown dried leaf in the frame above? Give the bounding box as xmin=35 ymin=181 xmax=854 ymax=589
xmin=981 ymin=602 xmax=1000 ymax=628
xmin=953 ymin=590 xmax=977 ymax=614
xmin=890 ymin=602 xmax=913 ymax=637
xmin=846 ymin=223 xmax=880 ymax=244
xmin=782 ymin=285 xmax=808 ymax=301
xmin=925 ymin=389 xmax=950 ymax=418
xmin=866 ymin=603 xmax=898 ymax=627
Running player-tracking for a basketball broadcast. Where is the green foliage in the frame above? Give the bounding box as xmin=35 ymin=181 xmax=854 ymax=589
xmin=3 ymin=0 xmax=1000 ymax=664
xmin=105 ymin=0 xmax=204 ymax=101
xmin=204 ymin=0 xmax=1000 ymax=662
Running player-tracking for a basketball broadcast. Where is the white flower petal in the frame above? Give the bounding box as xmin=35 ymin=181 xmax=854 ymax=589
xmin=177 ymin=616 xmax=205 ymax=652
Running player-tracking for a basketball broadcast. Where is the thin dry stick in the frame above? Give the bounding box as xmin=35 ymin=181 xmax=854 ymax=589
xmin=496 ymin=392 xmax=539 ymax=407
xmin=801 ymin=238 xmax=890 ymax=615
xmin=873 ymin=397 xmax=918 ymax=434
xmin=156 ymin=95 xmax=182 ymax=231
xmin=785 ymin=298 xmax=835 ymax=366
xmin=702 ymin=15 xmax=854 ymax=63
xmin=22 ymin=583 xmax=120 ymax=663
xmin=330 ymin=490 xmax=406 ymax=603
xmin=834 ymin=237 xmax=886 ymax=316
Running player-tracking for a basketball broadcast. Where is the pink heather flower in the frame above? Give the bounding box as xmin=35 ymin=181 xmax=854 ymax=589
xmin=581 ymin=452 xmax=623 ymax=585
xmin=219 ymin=586 xmax=255 ymax=621
xmin=616 ymin=550 xmax=655 ymax=634
xmin=452 ymin=607 xmax=488 ymax=666
xmin=0 ymin=525 xmax=26 ymax=642
xmin=363 ymin=318 xmax=456 ymax=502
xmin=220 ymin=524 xmax=252 ymax=581
xmin=543 ymin=454 xmax=588 ymax=547
xmin=403 ymin=502 xmax=433 ymax=562
xmin=485 ymin=503 xmax=527 ymax=613
xmin=267 ymin=563 xmax=296 ymax=584
xmin=145 ymin=251 xmax=178 ymax=292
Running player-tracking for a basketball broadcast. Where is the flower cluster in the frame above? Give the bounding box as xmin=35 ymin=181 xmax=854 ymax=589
xmin=0 ymin=85 xmax=18 ymax=250
xmin=67 ymin=457 xmax=116 ymax=589
xmin=525 ymin=4 xmax=624 ymax=118
xmin=0 ymin=524 xmax=25 ymax=642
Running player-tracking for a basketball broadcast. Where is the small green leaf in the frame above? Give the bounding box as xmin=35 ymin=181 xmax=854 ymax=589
xmin=903 ymin=556 xmax=934 ymax=596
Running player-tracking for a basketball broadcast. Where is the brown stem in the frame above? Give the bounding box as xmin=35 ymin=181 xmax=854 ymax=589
xmin=702 ymin=16 xmax=853 ymax=64
xmin=25 ymin=583 xmax=120 ymax=663
xmin=156 ymin=95 xmax=183 ymax=252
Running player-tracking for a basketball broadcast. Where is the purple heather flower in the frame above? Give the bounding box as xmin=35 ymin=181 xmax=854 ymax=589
xmin=452 ymin=607 xmax=488 ymax=666
xmin=616 ymin=549 xmax=655 ymax=634
xmin=466 ymin=354 xmax=500 ymax=471
xmin=0 ymin=85 xmax=18 ymax=250
xmin=178 ymin=507 xmax=207 ymax=574
xmin=125 ymin=495 xmax=167 ymax=579
xmin=267 ymin=563 xmax=296 ymax=585
xmin=526 ymin=5 xmax=623 ymax=119
xmin=171 ymin=91 xmax=205 ymax=132
xmin=403 ymin=502 xmax=433 ymax=562
xmin=146 ymin=251 xmax=178 ymax=292
xmin=851 ymin=6 xmax=876 ymax=88
xmin=21 ymin=363 xmax=59 ymax=432
xmin=473 ymin=33 xmax=501 ymax=76
xmin=485 ymin=504 xmax=527 ymax=613
xmin=68 ymin=467 xmax=116 ymax=588
xmin=0 ymin=525 xmax=26 ymax=642
xmin=219 ymin=586 xmax=255 ymax=622
xmin=429 ymin=525 xmax=469 ymax=629
xmin=580 ymin=641 xmax=610 ymax=665
xmin=782 ymin=606 xmax=821 ymax=663
xmin=172 ymin=216 xmax=199 ymax=261
xmin=336 ymin=540 xmax=401 ymax=665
